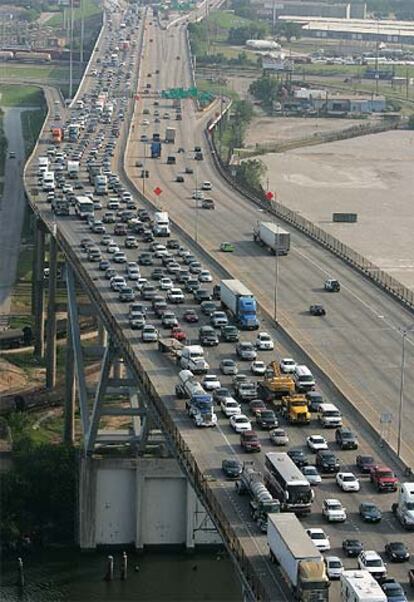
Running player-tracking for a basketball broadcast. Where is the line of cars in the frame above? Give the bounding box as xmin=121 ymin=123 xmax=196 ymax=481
xmin=33 ymin=6 xmax=414 ymax=599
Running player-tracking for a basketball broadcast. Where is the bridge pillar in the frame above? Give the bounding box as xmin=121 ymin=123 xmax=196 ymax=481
xmin=186 ymin=481 xmax=196 ymax=549
xmin=64 ymin=313 xmax=75 ymax=445
xmin=97 ymin=319 xmax=108 ymax=347
xmin=46 ymin=236 xmax=57 ymax=389
xmin=78 ymin=456 xmax=97 ymax=548
xmin=33 ymin=221 xmax=45 ymax=359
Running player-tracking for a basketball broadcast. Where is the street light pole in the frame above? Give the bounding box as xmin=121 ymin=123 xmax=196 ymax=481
xmin=195 ymin=162 xmax=199 ymax=243
xmin=397 ymin=326 xmax=414 ymax=457
xmin=273 ymin=219 xmax=279 ymax=324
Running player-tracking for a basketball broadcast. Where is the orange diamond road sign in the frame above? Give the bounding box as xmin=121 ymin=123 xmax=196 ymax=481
xmin=154 ymin=187 xmax=163 ymax=196
xmin=265 ymin=191 xmax=274 ymax=201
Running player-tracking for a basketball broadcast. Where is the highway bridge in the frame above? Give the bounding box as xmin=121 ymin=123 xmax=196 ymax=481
xmin=22 ymin=1 xmax=414 ymax=600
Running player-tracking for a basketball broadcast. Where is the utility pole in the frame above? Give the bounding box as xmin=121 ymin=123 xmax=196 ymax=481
xmin=69 ymin=0 xmax=74 ymax=100
xmin=80 ymin=0 xmax=85 ymax=65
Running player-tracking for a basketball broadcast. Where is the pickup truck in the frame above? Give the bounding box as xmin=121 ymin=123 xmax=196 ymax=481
xmin=370 ymin=465 xmax=399 ymax=492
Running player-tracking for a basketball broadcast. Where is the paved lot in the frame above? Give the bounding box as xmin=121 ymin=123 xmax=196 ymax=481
xmin=260 ymin=130 xmax=414 ymax=288
xmin=245 ymin=116 xmax=363 ymax=147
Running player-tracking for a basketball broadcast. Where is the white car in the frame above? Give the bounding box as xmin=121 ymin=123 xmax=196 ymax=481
xmin=229 ymin=414 xmax=252 ymax=433
xmin=192 ymin=189 xmax=204 ymax=200
xmin=167 ymin=288 xmax=184 ymax=303
xmin=220 ymin=397 xmax=242 ymax=417
xmin=198 ymin=270 xmax=212 ymax=282
xmin=251 ymin=360 xmax=266 ymax=376
xmin=302 ymin=465 xmax=321 ymax=486
xmin=357 ymin=551 xmax=387 ymax=579
xmin=127 ymin=269 xmax=140 ymax=281
xmin=307 ymin=434 xmax=329 ymax=452
xmin=107 ymin=242 xmax=120 ymax=254
xmin=113 ymin=251 xmax=127 ymax=263
xmin=142 ymin=119 xmax=150 ymax=126
xmin=141 ymin=324 xmax=158 ymax=342
xmin=201 ymin=374 xmax=221 ymax=391
xmin=325 ymin=556 xmax=344 ymax=580
xmin=110 ymin=276 xmax=126 ymax=291
xmin=336 ymin=472 xmax=360 ymax=492
xmin=306 ymin=528 xmax=330 ymax=552
xmin=220 ymin=359 xmax=238 ymax=375
xmin=322 ymin=499 xmax=347 ymax=523
xmin=201 ymin=181 xmax=212 ymax=190
xmin=255 ymin=332 xmax=274 ymax=351
xmin=159 ymin=277 xmax=173 ymax=290
xmin=279 ymin=358 xmax=297 ymax=373
xmin=136 ymin=278 xmax=148 ymax=291
xmin=101 ymin=234 xmax=113 ymax=246
xmin=211 ymin=311 xmax=228 ymax=328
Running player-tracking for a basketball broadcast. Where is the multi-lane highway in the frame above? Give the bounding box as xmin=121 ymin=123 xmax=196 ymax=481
xmin=127 ymin=15 xmax=414 ymax=469
xmin=23 ymin=2 xmax=414 ymax=601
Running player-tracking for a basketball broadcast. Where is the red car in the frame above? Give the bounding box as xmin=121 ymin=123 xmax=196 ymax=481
xmin=240 ymin=430 xmax=261 ymax=453
xmin=171 ymin=326 xmax=186 ymax=342
xmin=370 ymin=465 xmax=399 ymax=492
xmin=183 ymin=309 xmax=199 ymax=323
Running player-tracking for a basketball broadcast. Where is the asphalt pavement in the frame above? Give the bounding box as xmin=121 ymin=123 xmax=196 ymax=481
xmin=0 ymin=106 xmax=28 ymax=328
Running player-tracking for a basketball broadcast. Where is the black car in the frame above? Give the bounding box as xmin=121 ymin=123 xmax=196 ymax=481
xmin=356 ymin=455 xmax=376 ymax=473
xmin=381 ymin=580 xmax=408 ymax=601
xmin=342 ymin=539 xmax=364 ymax=557
xmin=359 ymin=501 xmax=382 ymax=523
xmin=199 ymin=326 xmax=219 ymax=346
xmin=309 ymin=304 xmax=326 ymax=316
xmin=151 ymin=268 xmax=165 ymax=280
xmin=316 ymin=450 xmax=340 ymax=473
xmin=222 ymin=458 xmax=243 ymax=479
xmin=221 ymin=325 xmax=239 ymax=343
xmin=194 ymin=288 xmax=212 ymax=303
xmin=335 ymin=427 xmax=359 ymax=450
xmin=167 ymin=239 xmax=179 ymax=249
xmin=138 ymin=253 xmax=153 ymax=265
xmin=256 ymin=410 xmax=278 ymax=430
xmin=200 ymin=301 xmax=218 ymax=316
xmin=287 ymin=449 xmax=308 ymax=468
xmin=213 ymin=387 xmax=231 ymax=404
xmin=306 ymin=390 xmax=324 ymax=412
xmin=384 ymin=542 xmax=410 ymax=562
xmin=176 ymin=175 xmax=185 ymax=183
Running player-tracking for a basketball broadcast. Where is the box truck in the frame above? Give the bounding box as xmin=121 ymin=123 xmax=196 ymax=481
xmin=253 ymin=221 xmax=290 ymax=255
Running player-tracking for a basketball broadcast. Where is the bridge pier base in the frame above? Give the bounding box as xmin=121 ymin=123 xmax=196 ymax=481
xmin=33 ymin=220 xmax=45 ymax=359
xmin=64 ymin=312 xmax=75 ymax=445
xmin=46 ymin=235 xmax=57 ymax=389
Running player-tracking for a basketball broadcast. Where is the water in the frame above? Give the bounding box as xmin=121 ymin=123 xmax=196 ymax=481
xmin=0 ymin=548 xmax=242 ymax=602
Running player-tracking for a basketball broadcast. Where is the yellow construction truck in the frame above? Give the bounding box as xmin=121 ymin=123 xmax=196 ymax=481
xmin=258 ymin=361 xmax=295 ymax=406
xmin=281 ymin=394 xmax=311 ymax=425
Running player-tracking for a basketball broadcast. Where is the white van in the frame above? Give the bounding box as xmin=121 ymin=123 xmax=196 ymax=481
xmin=38 ymin=156 xmax=49 ymax=175
xmin=318 ymin=403 xmax=343 ymax=428
xmin=294 ymin=365 xmax=315 ymax=391
xmin=42 ymin=171 xmax=55 ymax=191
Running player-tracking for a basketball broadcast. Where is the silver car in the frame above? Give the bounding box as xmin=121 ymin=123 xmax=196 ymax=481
xmin=236 ymin=342 xmax=257 ymax=360
xmin=269 ymin=428 xmax=289 ymax=446
xmin=220 ymin=359 xmax=238 ymax=376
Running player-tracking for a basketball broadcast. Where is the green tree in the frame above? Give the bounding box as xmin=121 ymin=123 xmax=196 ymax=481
xmin=249 ymin=74 xmax=281 ymax=110
xmin=228 ymin=23 xmax=268 ymax=45
xmin=408 ymin=114 xmax=414 ymax=129
xmin=235 ymin=159 xmax=267 ymax=194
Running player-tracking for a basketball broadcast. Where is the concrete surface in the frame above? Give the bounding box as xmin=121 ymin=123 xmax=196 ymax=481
xmin=245 ymin=116 xmax=364 ymax=147
xmin=0 ymin=106 xmax=28 ymax=328
xmin=260 ymin=130 xmax=414 ymax=288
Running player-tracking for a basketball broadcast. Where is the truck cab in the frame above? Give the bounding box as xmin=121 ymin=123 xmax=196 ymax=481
xmin=392 ymin=482 xmax=414 ymax=529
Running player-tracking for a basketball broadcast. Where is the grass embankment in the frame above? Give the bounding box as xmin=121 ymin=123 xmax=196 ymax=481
xmin=0 ymin=110 xmax=6 ymax=195
xmin=0 ymin=66 xmax=82 ymax=99
xmin=46 ymin=0 xmax=101 ymax=27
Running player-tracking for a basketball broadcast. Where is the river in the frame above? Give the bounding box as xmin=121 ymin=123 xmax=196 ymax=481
xmin=0 ymin=547 xmax=242 ymax=601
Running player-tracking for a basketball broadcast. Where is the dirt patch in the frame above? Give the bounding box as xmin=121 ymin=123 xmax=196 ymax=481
xmin=0 ymin=358 xmax=29 ymax=393
xmin=245 ymin=116 xmax=364 ymax=148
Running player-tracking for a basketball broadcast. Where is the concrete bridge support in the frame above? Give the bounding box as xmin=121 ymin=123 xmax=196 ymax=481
xmin=46 ymin=235 xmax=58 ymax=389
xmin=32 ymin=220 xmax=46 ymax=359
xmin=64 ymin=312 xmax=76 ymax=445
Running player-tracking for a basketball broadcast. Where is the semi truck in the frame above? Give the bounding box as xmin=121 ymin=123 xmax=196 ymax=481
xmin=165 ymin=127 xmax=176 ymax=144
xmin=151 ymin=141 xmax=162 ymax=158
xmin=67 ymin=123 xmax=80 ymax=143
xmin=340 ymin=570 xmax=386 ymax=602
xmin=175 ymin=369 xmax=217 ymax=427
xmin=153 ymin=211 xmax=170 ymax=237
xmin=67 ymin=160 xmax=80 ymax=179
xmin=95 ymin=174 xmax=108 ymax=195
xmin=253 ymin=222 xmax=290 ymax=255
xmin=392 ymin=482 xmax=414 ymax=529
xmin=52 ymin=127 xmax=64 ymax=143
xmin=235 ymin=463 xmax=279 ymax=531
xmin=267 ymin=513 xmax=330 ymax=601
xmin=220 ymin=280 xmax=259 ymax=330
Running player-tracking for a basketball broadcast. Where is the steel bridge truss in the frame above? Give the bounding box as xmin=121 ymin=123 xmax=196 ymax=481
xmin=65 ymin=264 xmax=164 ymax=455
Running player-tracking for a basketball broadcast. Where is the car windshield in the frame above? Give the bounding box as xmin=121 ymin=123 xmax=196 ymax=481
xmin=379 ymin=470 xmax=394 ymax=478
xmin=225 ymin=460 xmax=240 ymax=468
xmin=366 ymin=559 xmax=382 ymax=567
xmin=311 ymin=533 xmax=325 ymax=540
xmin=301 ymin=375 xmax=314 ymax=382
xmin=343 ymin=475 xmax=356 ymax=482
xmin=330 ymin=503 xmax=342 ymax=510
xmin=347 ymin=540 xmax=360 ymax=547
xmin=305 ymin=467 xmax=317 ymax=474
xmin=329 ymin=561 xmax=342 ymax=568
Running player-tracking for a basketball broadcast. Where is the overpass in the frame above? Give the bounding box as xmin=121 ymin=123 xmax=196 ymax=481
xmin=22 ymin=1 xmax=414 ymax=601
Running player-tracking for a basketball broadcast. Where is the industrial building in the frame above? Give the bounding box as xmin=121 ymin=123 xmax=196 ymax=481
xmin=288 ymin=87 xmax=386 ymax=114
xmin=252 ymin=1 xmax=366 ymax=21
xmin=279 ymin=15 xmax=414 ymax=44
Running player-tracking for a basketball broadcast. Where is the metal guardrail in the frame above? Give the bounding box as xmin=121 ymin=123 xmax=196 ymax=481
xmin=205 ymin=119 xmax=414 ymax=314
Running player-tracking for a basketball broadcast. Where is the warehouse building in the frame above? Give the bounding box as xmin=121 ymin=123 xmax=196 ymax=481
xmin=252 ymin=1 xmax=366 ymax=21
